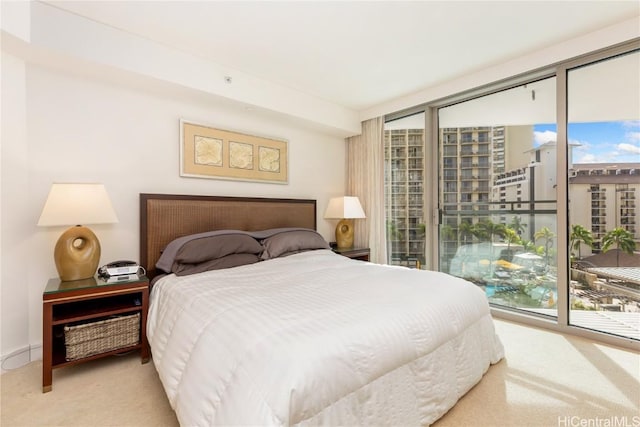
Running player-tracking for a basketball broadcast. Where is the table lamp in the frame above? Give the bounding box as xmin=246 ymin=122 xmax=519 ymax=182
xmin=38 ymin=183 xmax=118 ymax=281
xmin=324 ymin=196 xmax=366 ymax=248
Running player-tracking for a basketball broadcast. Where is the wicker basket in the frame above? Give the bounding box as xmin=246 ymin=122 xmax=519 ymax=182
xmin=64 ymin=313 xmax=140 ymax=361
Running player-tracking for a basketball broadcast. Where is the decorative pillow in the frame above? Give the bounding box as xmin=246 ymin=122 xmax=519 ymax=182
xmin=260 ymin=229 xmax=330 ymax=260
xmin=156 ymin=230 xmax=264 ymax=273
xmin=173 ymin=253 xmax=260 ymax=276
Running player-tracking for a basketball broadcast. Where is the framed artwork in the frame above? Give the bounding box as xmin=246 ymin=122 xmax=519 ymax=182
xmin=180 ymin=120 xmax=288 ymax=184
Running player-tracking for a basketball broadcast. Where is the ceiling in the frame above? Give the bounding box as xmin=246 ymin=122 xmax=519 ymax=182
xmin=43 ymin=1 xmax=640 ymax=112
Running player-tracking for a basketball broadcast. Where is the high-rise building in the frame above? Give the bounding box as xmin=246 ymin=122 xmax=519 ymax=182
xmin=439 ymin=127 xmax=493 ymax=269
xmin=569 ymin=164 xmax=639 ymax=254
xmin=384 ymin=128 xmax=425 ymax=266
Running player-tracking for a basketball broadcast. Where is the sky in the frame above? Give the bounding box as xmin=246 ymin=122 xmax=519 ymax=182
xmin=533 ymin=121 xmax=640 ymax=164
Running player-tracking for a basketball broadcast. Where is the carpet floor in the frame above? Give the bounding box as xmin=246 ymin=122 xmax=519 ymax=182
xmin=1 ymin=319 xmax=638 ymax=426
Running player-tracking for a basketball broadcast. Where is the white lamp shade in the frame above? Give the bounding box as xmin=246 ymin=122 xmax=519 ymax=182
xmin=37 ymin=183 xmax=119 ymax=227
xmin=324 ymin=196 xmax=366 ymax=219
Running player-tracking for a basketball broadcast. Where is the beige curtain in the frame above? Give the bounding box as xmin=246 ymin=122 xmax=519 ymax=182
xmin=346 ymin=117 xmax=387 ymax=263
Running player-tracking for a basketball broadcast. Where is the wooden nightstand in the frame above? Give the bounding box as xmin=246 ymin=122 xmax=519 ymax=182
xmin=332 ymin=247 xmax=370 ymax=261
xmin=42 ymin=275 xmax=150 ymax=393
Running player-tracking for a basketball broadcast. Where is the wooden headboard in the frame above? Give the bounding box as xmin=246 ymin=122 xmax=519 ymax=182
xmin=140 ymin=193 xmax=317 ymax=277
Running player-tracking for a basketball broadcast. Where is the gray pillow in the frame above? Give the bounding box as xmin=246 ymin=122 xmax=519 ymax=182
xmin=261 ymin=229 xmax=330 ymax=260
xmin=156 ymin=230 xmax=263 ymax=273
xmin=173 ymin=253 xmax=260 ymax=276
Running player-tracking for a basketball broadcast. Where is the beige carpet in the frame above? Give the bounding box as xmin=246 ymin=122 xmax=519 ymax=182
xmin=1 ymin=319 xmax=638 ymax=426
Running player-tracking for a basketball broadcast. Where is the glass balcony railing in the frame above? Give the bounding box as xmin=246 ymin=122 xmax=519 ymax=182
xmin=440 ymin=208 xmax=559 ymax=317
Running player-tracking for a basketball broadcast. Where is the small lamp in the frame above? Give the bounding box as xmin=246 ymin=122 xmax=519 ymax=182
xmin=324 ymin=196 xmax=366 ymax=249
xmin=38 ymin=183 xmax=118 ymax=281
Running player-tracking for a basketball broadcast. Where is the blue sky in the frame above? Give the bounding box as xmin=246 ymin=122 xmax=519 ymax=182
xmin=533 ymin=121 xmax=640 ymax=164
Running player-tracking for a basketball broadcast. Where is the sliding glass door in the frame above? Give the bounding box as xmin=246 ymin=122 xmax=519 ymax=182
xmin=566 ymin=50 xmax=640 ymax=340
xmin=383 ymin=41 xmax=638 ymax=347
xmin=437 ymin=77 xmax=559 ymax=316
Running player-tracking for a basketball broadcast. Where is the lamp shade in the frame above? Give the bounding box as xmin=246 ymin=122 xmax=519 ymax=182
xmin=323 ymin=196 xmax=366 ymax=220
xmin=38 ymin=183 xmax=118 ymax=226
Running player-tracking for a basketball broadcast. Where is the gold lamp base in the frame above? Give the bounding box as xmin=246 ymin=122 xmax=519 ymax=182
xmin=54 ymin=225 xmax=101 ymax=281
xmin=335 ymin=219 xmax=355 ymax=249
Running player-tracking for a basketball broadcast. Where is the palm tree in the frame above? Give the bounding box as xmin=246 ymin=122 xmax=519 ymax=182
xmin=504 ymin=228 xmax=520 ymax=250
xmin=502 ymin=228 xmax=521 ymax=262
xmin=534 ymin=227 xmax=556 ymax=266
xmin=601 ymin=227 xmax=637 ymax=267
xmin=458 ymin=221 xmax=475 ymax=244
xmin=569 ymin=224 xmax=594 ymax=260
xmin=521 ymin=239 xmax=537 ymax=252
xmin=471 ymin=221 xmax=490 ymax=241
xmin=472 ymin=219 xmax=506 ymax=243
xmin=417 ymin=223 xmax=427 ymax=266
xmin=417 ymin=223 xmax=426 ymax=240
xmin=441 ymin=224 xmax=457 ymax=242
xmin=387 ymin=220 xmax=406 ymax=260
xmin=485 ymin=220 xmax=507 ymax=243
xmin=508 ymin=215 xmax=527 ymax=238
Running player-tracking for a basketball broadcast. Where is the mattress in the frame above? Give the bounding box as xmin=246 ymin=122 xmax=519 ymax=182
xmin=148 ymin=249 xmax=504 ymax=426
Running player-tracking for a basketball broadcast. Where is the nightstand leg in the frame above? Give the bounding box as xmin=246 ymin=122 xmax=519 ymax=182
xmin=42 ymin=302 xmax=53 ymax=393
xmin=140 ymin=287 xmax=150 ymax=364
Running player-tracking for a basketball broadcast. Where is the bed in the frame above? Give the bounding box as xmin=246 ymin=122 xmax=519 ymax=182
xmin=141 ymin=193 xmax=504 ymax=426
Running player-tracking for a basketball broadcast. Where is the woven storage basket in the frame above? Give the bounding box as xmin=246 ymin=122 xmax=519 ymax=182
xmin=64 ymin=313 xmax=140 ymax=361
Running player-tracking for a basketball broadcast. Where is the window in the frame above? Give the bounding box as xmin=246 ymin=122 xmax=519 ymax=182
xmin=567 ymin=50 xmax=639 ymax=340
xmin=385 ymin=42 xmax=639 ymax=348
xmin=443 ymin=145 xmax=457 ymax=156
xmin=385 ymin=113 xmax=426 ymax=268
xmin=438 ymin=76 xmax=558 ymax=317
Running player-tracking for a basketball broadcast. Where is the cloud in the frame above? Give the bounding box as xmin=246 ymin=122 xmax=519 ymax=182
xmin=538 ymin=122 xmax=639 ymax=164
xmin=625 ymin=131 xmax=640 ymax=142
xmin=617 ymin=143 xmax=640 ymax=155
xmin=571 ymin=139 xmax=589 ymax=151
xmin=534 ymin=130 xmax=557 ymax=146
xmin=576 ymin=153 xmax=597 ymax=163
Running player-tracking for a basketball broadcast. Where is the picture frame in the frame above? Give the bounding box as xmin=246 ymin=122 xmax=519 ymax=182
xmin=180 ymin=120 xmax=288 ymax=184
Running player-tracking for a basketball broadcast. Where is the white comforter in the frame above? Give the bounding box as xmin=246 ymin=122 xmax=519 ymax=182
xmin=148 ymin=250 xmax=504 ymax=426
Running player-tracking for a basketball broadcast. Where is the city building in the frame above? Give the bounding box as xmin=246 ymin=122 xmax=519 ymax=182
xmin=384 ymin=128 xmax=425 ymax=266
xmin=569 ymin=163 xmax=640 ymax=254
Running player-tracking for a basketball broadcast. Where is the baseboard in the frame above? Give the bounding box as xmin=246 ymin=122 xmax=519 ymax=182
xmin=31 ymin=343 xmax=43 ymax=363
xmin=1 ymin=343 xmax=42 ymax=373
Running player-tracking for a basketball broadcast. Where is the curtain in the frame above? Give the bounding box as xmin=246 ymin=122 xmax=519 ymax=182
xmin=346 ymin=117 xmax=387 ymax=264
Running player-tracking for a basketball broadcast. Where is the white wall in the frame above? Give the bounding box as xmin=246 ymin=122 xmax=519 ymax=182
xmin=0 ymin=56 xmax=346 ymax=369
xmin=1 ymin=52 xmax=31 ymax=370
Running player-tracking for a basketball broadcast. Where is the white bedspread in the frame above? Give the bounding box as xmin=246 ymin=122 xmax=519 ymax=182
xmin=148 ymin=250 xmax=504 ymax=426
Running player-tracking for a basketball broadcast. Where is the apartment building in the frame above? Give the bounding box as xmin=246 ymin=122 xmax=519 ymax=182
xmin=569 ymin=164 xmax=640 ymax=253
xmin=384 ymin=128 xmax=425 ymax=266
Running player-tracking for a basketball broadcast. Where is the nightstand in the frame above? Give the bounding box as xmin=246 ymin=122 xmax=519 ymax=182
xmin=332 ymin=247 xmax=370 ymax=261
xmin=42 ymin=275 xmax=150 ymax=393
